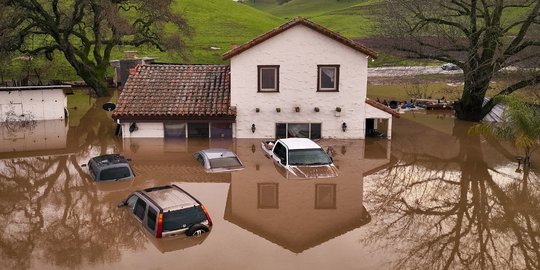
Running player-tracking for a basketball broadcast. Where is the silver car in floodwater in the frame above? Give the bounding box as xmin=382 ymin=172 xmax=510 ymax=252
xmin=193 ymin=148 xmax=245 ymax=173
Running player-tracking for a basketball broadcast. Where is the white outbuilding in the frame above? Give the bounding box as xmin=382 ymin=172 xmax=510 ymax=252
xmin=0 ymin=85 xmax=72 ymax=122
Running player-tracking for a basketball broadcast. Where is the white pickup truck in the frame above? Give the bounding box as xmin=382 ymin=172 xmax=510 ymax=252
xmin=261 ymin=138 xmax=338 ymax=179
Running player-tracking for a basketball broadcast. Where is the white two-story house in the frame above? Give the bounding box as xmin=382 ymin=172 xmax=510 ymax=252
xmin=113 ymin=18 xmax=398 ymax=139
xmin=224 ymin=17 xmax=397 ymax=139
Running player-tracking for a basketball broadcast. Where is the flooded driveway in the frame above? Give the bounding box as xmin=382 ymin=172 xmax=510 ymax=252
xmin=1 ymin=95 xmax=538 ymax=269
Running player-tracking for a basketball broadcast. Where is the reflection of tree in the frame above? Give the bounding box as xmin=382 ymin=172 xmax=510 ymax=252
xmin=0 ymin=154 xmax=146 ymax=269
xmin=67 ymin=96 xmax=119 ymax=156
xmin=0 ymin=96 xmax=144 ymax=269
xmin=365 ymin=121 xmax=540 ymax=270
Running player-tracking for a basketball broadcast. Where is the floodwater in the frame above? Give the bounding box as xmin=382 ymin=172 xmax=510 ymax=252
xmin=1 ymin=96 xmax=539 ymax=270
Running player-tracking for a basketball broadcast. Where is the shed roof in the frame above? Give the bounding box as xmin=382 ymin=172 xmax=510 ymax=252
xmin=0 ymin=85 xmax=72 ymax=91
xmin=365 ymin=98 xmax=401 ymax=118
xmin=223 ymin=17 xmax=378 ymax=60
xmin=113 ymin=64 xmax=235 ymax=121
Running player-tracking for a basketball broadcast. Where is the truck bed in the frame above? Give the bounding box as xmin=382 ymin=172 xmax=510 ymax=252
xmin=260 ymin=140 xmax=275 ymax=157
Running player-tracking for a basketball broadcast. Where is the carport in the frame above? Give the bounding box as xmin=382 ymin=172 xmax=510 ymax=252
xmin=364 ymin=99 xmax=400 ymax=139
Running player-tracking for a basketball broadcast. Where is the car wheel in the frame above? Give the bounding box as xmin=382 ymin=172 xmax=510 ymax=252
xmin=186 ymin=224 xmax=209 ymax=237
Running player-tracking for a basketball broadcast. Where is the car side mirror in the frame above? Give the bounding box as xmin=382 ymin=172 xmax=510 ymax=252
xmin=117 ymin=200 xmax=127 ymax=208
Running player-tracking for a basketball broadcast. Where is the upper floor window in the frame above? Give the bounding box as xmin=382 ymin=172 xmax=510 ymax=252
xmin=318 ymin=65 xmax=339 ymax=92
xmin=258 ymin=65 xmax=279 ymax=92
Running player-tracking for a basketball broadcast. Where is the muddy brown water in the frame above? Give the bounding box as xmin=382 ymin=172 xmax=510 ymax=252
xmin=1 ymin=98 xmax=539 ymax=270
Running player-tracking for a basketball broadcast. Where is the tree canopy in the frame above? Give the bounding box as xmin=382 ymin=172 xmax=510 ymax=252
xmin=378 ymin=0 xmax=540 ymax=121
xmin=0 ymin=0 xmax=190 ymax=96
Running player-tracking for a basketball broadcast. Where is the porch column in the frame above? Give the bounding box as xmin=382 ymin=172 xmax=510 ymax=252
xmin=387 ymin=117 xmax=392 ymax=139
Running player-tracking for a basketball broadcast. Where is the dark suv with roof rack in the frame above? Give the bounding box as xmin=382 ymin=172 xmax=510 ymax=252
xmin=118 ymin=185 xmax=213 ymax=238
xmin=87 ymin=154 xmax=134 ymax=182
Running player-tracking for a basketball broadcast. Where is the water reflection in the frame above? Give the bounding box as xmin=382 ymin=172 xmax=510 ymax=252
xmin=0 ymin=119 xmax=67 ymax=153
xmin=122 ymin=138 xmax=233 ymax=184
xmin=0 ymin=96 xmax=143 ymax=269
xmin=0 ymin=92 xmax=539 ymax=269
xmin=147 ymin=233 xmax=210 ymax=254
xmin=224 ymin=139 xmax=391 ymax=253
xmin=365 ymin=115 xmax=540 ymax=270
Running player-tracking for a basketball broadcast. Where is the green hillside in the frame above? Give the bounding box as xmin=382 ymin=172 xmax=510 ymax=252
xmin=171 ymin=0 xmax=284 ymax=63
xmin=117 ymin=0 xmax=284 ymax=64
xmin=5 ymin=0 xmax=284 ymax=81
xmin=246 ymin=0 xmax=380 ymax=38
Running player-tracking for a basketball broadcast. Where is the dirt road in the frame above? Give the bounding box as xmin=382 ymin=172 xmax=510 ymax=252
xmin=368 ymin=66 xmax=462 ymax=77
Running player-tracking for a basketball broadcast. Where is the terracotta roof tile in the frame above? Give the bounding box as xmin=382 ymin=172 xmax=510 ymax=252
xmin=223 ymin=17 xmax=378 ymax=60
xmin=113 ymin=64 xmax=235 ymax=120
xmin=366 ymin=98 xmax=401 ymax=118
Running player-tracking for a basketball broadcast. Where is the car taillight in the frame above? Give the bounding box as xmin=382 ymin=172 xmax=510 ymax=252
xmin=201 ymin=204 xmax=213 ymax=227
xmin=156 ymin=213 xmax=163 ymax=238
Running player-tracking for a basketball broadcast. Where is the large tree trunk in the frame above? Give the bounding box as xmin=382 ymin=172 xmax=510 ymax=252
xmin=76 ymin=66 xmax=110 ymax=97
xmin=454 ymin=66 xmax=493 ymax=121
xmin=61 ymin=46 xmax=110 ymax=97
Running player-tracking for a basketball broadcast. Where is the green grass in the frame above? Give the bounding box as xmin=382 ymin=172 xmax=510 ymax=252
xmin=117 ymin=0 xmax=284 ymax=65
xmin=248 ymin=0 xmax=374 ymax=18
xmin=367 ymin=79 xmax=539 ymax=102
xmin=367 ymin=82 xmax=463 ymax=101
xmin=176 ymin=0 xmax=284 ymax=63
xmin=246 ymin=0 xmax=380 ymax=38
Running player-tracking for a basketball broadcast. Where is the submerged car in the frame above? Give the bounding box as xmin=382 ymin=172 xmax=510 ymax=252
xmin=87 ymin=154 xmax=134 ymax=182
xmin=261 ymin=138 xmax=338 ymax=179
xmin=193 ymin=148 xmax=244 ymax=173
xmin=118 ymin=184 xmax=212 ymax=238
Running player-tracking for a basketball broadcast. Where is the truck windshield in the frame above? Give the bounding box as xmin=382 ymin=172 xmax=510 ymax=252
xmin=288 ymin=149 xmax=332 ymax=166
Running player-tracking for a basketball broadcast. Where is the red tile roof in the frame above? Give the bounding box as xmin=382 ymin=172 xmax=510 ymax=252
xmin=223 ymin=17 xmax=378 ymax=60
xmin=366 ymin=98 xmax=401 ymax=118
xmin=113 ymin=64 xmax=235 ymax=121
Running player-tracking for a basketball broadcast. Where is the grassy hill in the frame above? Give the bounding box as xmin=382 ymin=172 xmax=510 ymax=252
xmin=5 ymin=0 xmax=284 ymax=81
xmin=171 ymin=0 xmax=284 ymax=63
xmin=114 ymin=0 xmax=284 ymax=64
xmin=246 ymin=0 xmax=380 ymax=38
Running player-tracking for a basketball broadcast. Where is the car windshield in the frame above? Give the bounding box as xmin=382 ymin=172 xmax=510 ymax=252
xmin=208 ymin=157 xmax=242 ymax=169
xmin=162 ymin=206 xmax=206 ymax=232
xmin=288 ymin=149 xmax=332 ymax=166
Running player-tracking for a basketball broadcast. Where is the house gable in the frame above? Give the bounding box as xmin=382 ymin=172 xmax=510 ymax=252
xmin=223 ymin=17 xmax=377 ymax=60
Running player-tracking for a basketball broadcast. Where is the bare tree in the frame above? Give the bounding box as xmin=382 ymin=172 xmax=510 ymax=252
xmin=0 ymin=0 xmax=190 ymax=96
xmin=378 ymin=0 xmax=540 ymax=121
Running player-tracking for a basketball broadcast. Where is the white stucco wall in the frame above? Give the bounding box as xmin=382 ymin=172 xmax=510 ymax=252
xmin=0 ymin=89 xmax=67 ymax=121
xmin=230 ymin=24 xmax=370 ymax=139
